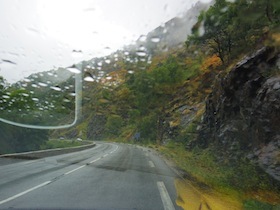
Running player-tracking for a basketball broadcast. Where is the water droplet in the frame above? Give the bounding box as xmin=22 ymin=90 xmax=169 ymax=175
xmin=98 ymin=71 xmax=105 ymax=77
xmin=128 ymin=70 xmax=134 ymax=74
xmin=106 ymin=76 xmax=112 ymax=80
xmin=140 ymin=58 xmax=146 ymax=62
xmin=84 ymin=76 xmax=94 ymax=82
xmin=97 ymin=62 xmax=103 ymax=66
xmin=198 ymin=24 xmax=205 ymax=37
xmin=31 ymin=84 xmax=38 ymax=88
xmin=139 ymin=46 xmax=146 ymax=51
xmin=22 ymin=93 xmax=29 ymax=97
xmin=71 ymin=50 xmax=83 ymax=58
xmin=69 ymin=93 xmax=76 ymax=97
xmin=38 ymin=82 xmax=48 ymax=87
xmin=66 ymin=67 xmax=81 ymax=74
xmin=105 ymin=59 xmax=111 ymax=64
xmin=138 ymin=35 xmax=147 ymax=42
xmin=63 ymin=98 xmax=71 ymax=103
xmin=2 ymin=95 xmax=10 ymax=99
xmin=124 ymin=51 xmax=130 ymax=56
xmin=221 ymin=7 xmax=228 ymax=13
xmin=136 ymin=51 xmax=147 ymax=57
xmin=24 ymin=78 xmax=31 ymax=82
xmin=0 ymin=59 xmax=17 ymax=69
xmin=150 ymin=37 xmax=161 ymax=43
xmin=32 ymin=98 xmax=39 ymax=101
xmin=50 ymin=86 xmax=62 ymax=91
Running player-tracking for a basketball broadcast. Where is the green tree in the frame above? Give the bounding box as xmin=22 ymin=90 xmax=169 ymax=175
xmin=105 ymin=115 xmax=124 ymax=137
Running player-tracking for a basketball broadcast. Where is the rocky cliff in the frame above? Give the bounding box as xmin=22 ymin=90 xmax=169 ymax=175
xmin=197 ymin=47 xmax=280 ymax=180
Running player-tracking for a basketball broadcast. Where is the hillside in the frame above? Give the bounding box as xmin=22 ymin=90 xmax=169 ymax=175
xmin=1 ymin=0 xmax=280 ymax=208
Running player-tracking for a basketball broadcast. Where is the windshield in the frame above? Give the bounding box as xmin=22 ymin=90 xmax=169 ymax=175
xmin=0 ymin=0 xmax=279 ymax=209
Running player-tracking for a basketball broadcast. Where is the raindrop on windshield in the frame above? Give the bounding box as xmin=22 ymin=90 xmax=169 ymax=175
xmin=71 ymin=50 xmax=83 ymax=58
xmin=24 ymin=78 xmax=31 ymax=82
xmin=136 ymin=51 xmax=147 ymax=57
xmin=84 ymin=76 xmax=95 ymax=82
xmin=50 ymin=86 xmax=62 ymax=91
xmin=0 ymin=59 xmax=17 ymax=69
xmin=150 ymin=37 xmax=161 ymax=43
xmin=38 ymin=82 xmax=48 ymax=87
xmin=138 ymin=35 xmax=147 ymax=42
xmin=66 ymin=67 xmax=81 ymax=74
xmin=22 ymin=93 xmax=29 ymax=97
xmin=2 ymin=95 xmax=10 ymax=99
xmin=221 ymin=7 xmax=228 ymax=13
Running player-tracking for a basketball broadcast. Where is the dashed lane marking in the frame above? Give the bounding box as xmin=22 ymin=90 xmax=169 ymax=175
xmin=157 ymin=181 xmax=176 ymax=210
xmin=0 ymin=181 xmax=51 ymax=205
xmin=0 ymin=144 xmax=120 ymax=206
xmin=64 ymin=165 xmax=86 ymax=175
xmin=90 ymin=157 xmax=101 ymax=163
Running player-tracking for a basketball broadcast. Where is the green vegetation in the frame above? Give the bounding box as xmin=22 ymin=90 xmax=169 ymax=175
xmin=70 ymin=0 xmax=280 ymax=207
xmin=151 ymin=142 xmax=280 ymax=208
xmin=0 ymin=122 xmax=48 ymax=154
xmin=0 ymin=0 xmax=279 ymax=207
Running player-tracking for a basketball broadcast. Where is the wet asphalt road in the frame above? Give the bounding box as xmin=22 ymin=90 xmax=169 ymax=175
xmin=0 ymin=142 xmax=182 ymax=210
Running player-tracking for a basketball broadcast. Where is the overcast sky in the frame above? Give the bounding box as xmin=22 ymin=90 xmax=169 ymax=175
xmin=0 ymin=0 xmax=210 ymax=83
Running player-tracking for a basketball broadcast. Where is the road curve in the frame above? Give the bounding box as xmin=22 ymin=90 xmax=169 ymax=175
xmin=0 ymin=142 xmax=182 ymax=210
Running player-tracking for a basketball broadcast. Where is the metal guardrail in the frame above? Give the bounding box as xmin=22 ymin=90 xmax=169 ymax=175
xmin=0 ymin=142 xmax=96 ymax=160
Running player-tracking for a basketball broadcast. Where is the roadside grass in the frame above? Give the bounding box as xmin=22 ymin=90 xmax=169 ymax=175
xmin=153 ymin=141 xmax=280 ymax=209
xmin=40 ymin=139 xmax=86 ymax=150
xmin=106 ymin=137 xmax=280 ymax=208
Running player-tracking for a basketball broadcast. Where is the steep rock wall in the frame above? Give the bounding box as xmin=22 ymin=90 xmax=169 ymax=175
xmin=197 ymin=47 xmax=280 ymax=180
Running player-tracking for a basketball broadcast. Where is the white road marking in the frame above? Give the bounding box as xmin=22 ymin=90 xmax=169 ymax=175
xmin=0 ymin=181 xmax=51 ymax=205
xmin=0 ymin=144 xmax=120 ymax=206
xmin=148 ymin=160 xmax=155 ymax=168
xmin=157 ymin=181 xmax=176 ymax=210
xmin=90 ymin=157 xmax=101 ymax=163
xmin=64 ymin=165 xmax=86 ymax=175
xmin=112 ymin=145 xmax=119 ymax=153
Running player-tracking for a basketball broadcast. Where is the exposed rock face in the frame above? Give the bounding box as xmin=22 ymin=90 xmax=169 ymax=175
xmin=197 ymin=47 xmax=280 ymax=180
